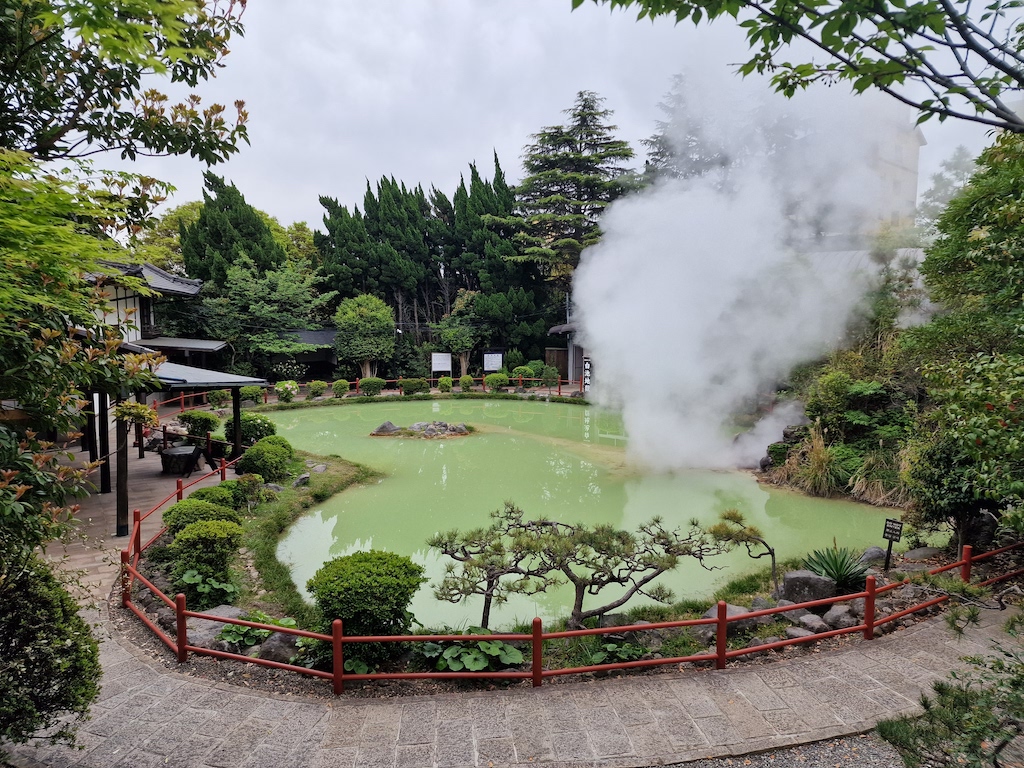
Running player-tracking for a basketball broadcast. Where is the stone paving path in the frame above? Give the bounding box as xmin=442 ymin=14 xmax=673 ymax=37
xmin=6 ymin=603 xmax=1014 ymax=768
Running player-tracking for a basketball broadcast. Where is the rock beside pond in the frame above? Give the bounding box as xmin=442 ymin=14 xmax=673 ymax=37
xmin=292 ymin=473 xmax=310 ymax=487
xmin=859 ymin=546 xmax=887 ymax=563
xmin=781 ymin=570 xmax=836 ymax=605
xmin=372 ymin=421 xmax=400 ymax=435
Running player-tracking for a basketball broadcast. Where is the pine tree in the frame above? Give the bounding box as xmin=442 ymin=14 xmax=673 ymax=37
xmin=180 ymin=172 xmax=287 ymax=288
xmin=515 ymin=91 xmax=634 ymax=293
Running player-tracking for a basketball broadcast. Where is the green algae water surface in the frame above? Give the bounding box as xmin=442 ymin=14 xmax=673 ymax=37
xmin=274 ymin=399 xmax=889 ymax=629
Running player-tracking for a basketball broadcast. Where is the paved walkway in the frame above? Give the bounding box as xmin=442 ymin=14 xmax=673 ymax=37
xmin=6 ymin=432 xmax=1019 ymax=768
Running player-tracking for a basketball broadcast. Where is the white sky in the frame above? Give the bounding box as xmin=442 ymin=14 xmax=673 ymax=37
xmin=116 ymin=0 xmax=997 ymax=228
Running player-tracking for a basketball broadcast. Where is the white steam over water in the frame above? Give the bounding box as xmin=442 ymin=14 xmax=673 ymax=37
xmin=573 ymin=77 xmax=892 ymax=471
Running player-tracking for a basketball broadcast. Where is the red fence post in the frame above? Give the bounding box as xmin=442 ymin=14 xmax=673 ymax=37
xmin=332 ymin=619 xmax=344 ymax=695
xmin=263 ymin=389 xmax=269 ymax=404
xmin=175 ymin=594 xmax=188 ymax=663
xmin=220 ymin=458 xmax=227 ymax=481
xmin=532 ymin=617 xmax=543 ymax=688
xmin=355 ymin=379 xmax=360 ymax=395
xmin=558 ymin=379 xmax=561 ymax=397
xmin=132 ymin=508 xmax=141 ymax=559
xmin=176 ymin=479 xmax=184 ymax=501
xmin=179 ymin=393 xmax=185 ymax=413
xmin=961 ymin=545 xmax=974 ymax=582
xmin=120 ymin=550 xmax=131 ymax=606
xmin=863 ymin=575 xmax=876 ymax=640
xmin=716 ymin=601 xmax=728 ymax=670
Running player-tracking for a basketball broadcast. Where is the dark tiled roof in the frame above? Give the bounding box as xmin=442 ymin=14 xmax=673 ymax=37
xmin=278 ymin=329 xmax=336 ymax=347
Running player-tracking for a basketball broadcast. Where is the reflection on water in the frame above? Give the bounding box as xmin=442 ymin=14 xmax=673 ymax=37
xmin=274 ymin=400 xmax=889 ymax=628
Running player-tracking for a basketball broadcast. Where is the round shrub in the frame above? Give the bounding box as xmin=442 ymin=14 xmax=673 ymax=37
xmin=183 ymin=485 xmax=235 ymax=509
xmin=0 ymin=557 xmax=100 ymax=747
xmin=275 ymin=380 xmax=299 ymax=403
xmin=239 ymin=385 xmax=264 ymax=404
xmin=359 ymin=377 xmax=386 ymax=397
xmin=163 ymin=498 xmax=242 ymax=536
xmin=511 ymin=365 xmax=533 ymax=385
xmin=333 ymin=379 xmax=350 ymax=397
xmin=206 ymin=389 xmax=231 ymax=408
xmin=236 ymin=442 xmax=290 ymax=481
xmin=171 ymin=520 xmax=244 ymax=608
xmin=307 ymin=380 xmax=328 ymax=398
xmin=437 ymin=376 xmax=453 ymax=393
xmin=256 ymin=435 xmax=294 ymax=460
xmin=400 ymin=377 xmax=429 ymax=396
xmin=177 ymin=410 xmax=221 ymax=437
xmin=527 ymin=359 xmax=545 ymax=377
xmin=307 ymin=551 xmax=425 ymax=667
xmin=226 ymin=411 xmax=277 ymax=445
xmin=459 ymin=375 xmax=474 ymax=392
xmin=484 ymin=373 xmax=509 ymax=390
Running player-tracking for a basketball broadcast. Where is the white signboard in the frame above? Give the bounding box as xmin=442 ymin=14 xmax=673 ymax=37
xmin=430 ymin=352 xmax=452 ymax=373
xmin=483 ymin=353 xmax=503 ymax=372
xmin=582 ymin=356 xmax=592 ymax=393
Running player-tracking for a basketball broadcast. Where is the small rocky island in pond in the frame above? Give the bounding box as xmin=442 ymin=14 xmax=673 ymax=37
xmin=370 ymin=420 xmax=473 ymax=438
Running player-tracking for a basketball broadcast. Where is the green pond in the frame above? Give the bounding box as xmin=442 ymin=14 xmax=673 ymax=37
xmin=273 ymin=399 xmax=890 ymax=629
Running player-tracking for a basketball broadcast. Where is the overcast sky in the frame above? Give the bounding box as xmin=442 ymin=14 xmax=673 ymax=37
xmin=118 ymin=1 xmax=997 ymax=229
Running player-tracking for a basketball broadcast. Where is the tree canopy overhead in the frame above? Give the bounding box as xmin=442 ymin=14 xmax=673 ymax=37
xmin=1 ymin=0 xmax=249 ymax=163
xmin=586 ymin=0 xmax=1024 ymax=131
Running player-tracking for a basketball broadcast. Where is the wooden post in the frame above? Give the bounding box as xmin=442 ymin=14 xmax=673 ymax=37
xmin=863 ymin=575 xmax=876 ymax=640
xmin=176 ymin=479 xmax=184 ymax=501
xmin=98 ymin=392 xmax=111 ymax=494
xmin=332 ymin=620 xmax=344 ymax=695
xmin=135 ymin=422 xmax=145 ymax=459
xmin=120 ymin=550 xmax=131 ymax=606
xmin=532 ymin=617 xmax=543 ymax=688
xmin=179 ymin=392 xmax=185 ymax=412
xmin=162 ymin=424 xmax=168 ymax=450
xmin=716 ymin=601 xmax=728 ymax=670
xmin=232 ymin=387 xmax=242 ymax=461
xmin=133 ymin=509 xmax=141 ymax=559
xmin=961 ymin=545 xmax=973 ymax=582
xmin=220 ymin=458 xmax=227 ymax=481
xmin=175 ymin=594 xmax=188 ymax=663
xmin=115 ymin=406 xmax=129 ymax=537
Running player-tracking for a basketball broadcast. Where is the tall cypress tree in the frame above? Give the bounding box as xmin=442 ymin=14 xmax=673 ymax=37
xmin=515 ymin=91 xmax=634 ymax=293
xmin=642 ymin=74 xmax=731 ymax=182
xmin=180 ymin=172 xmax=287 ymax=288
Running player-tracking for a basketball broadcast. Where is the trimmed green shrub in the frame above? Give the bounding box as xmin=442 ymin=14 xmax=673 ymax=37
xmin=239 ymin=385 xmax=264 ymax=404
xmin=332 ymin=379 xmax=350 ymax=397
xmin=275 ymin=380 xmax=299 ymax=403
xmin=226 ymin=412 xmax=277 ymax=445
xmin=437 ymin=376 xmax=453 ymax=393
xmin=511 ymin=365 xmax=533 ymax=385
xmin=359 ymin=377 xmax=386 ymax=396
xmin=171 ymin=520 xmax=244 ymax=609
xmin=484 ymin=373 xmax=509 ymax=390
xmin=541 ymin=365 xmax=559 ymax=388
xmin=401 ymin=377 xmax=429 ymax=396
xmin=177 ymin=410 xmax=221 ymax=436
xmin=187 ymin=485 xmax=236 ymax=508
xmin=206 ymin=389 xmax=231 ymax=408
xmin=307 ymin=380 xmax=328 ymax=398
xmin=0 ymin=557 xmax=100 ymax=747
xmin=766 ymin=442 xmax=790 ymax=467
xmin=459 ymin=375 xmax=474 ymax=392
xmin=163 ymin=498 xmax=242 ymax=536
xmin=236 ymin=441 xmax=290 ymax=481
xmin=527 ymin=359 xmax=545 ymax=377
xmin=256 ymin=435 xmax=294 ymax=460
xmin=307 ymin=550 xmax=425 ymax=667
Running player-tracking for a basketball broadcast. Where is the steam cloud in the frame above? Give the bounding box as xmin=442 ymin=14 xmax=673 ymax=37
xmin=573 ymin=73 xmax=898 ymax=471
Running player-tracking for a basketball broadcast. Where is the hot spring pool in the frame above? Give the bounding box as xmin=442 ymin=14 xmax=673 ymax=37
xmin=273 ymin=399 xmax=889 ymax=628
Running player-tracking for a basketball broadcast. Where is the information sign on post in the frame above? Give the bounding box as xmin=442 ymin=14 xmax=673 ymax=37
xmin=882 ymin=518 xmax=903 ymax=571
xmin=483 ymin=353 xmax=502 ymax=372
xmin=430 ymin=352 xmax=452 ymax=373
xmin=582 ymin=356 xmax=592 ymax=393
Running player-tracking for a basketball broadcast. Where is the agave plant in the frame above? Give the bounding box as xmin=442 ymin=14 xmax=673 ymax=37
xmin=803 ymin=546 xmax=869 ymax=593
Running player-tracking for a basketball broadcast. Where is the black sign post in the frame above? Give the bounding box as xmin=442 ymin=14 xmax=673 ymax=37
xmin=882 ymin=518 xmax=904 ymax=571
